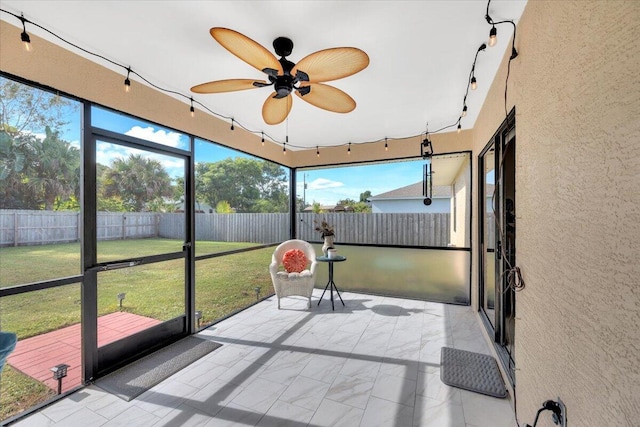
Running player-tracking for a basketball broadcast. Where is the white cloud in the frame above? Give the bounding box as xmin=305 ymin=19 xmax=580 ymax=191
xmin=125 ymin=126 xmax=184 ymax=148
xmin=307 ymin=178 xmax=344 ymax=190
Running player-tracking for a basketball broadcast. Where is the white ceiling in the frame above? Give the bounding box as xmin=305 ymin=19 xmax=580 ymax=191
xmin=1 ymin=0 xmax=527 ymax=150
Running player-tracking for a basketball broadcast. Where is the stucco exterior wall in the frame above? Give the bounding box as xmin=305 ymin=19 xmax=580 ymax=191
xmin=472 ymin=1 xmax=640 ymax=425
xmin=449 ymin=161 xmax=470 ymax=248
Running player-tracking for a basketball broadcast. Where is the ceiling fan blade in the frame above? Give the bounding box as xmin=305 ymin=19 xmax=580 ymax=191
xmin=210 ymin=28 xmax=283 ymax=75
xmin=190 ymin=79 xmax=268 ymax=94
xmin=292 ymin=47 xmax=369 ymax=83
xmin=262 ymin=92 xmax=293 ymax=125
xmin=295 ymin=83 xmax=356 ymax=113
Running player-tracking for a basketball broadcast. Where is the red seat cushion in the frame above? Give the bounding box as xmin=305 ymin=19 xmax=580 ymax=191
xmin=282 ymin=249 xmax=308 ymax=273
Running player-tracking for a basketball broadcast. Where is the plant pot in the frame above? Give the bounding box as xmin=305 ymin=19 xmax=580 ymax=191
xmin=322 ymin=235 xmax=335 ymax=256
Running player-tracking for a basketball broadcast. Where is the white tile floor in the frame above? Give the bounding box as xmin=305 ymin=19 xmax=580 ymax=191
xmin=12 ymin=290 xmax=517 ymax=427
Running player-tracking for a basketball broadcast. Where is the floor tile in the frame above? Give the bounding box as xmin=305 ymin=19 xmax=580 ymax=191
xmin=325 ymin=375 xmax=374 ymax=409
xmin=279 ymin=376 xmax=330 ymax=411
xmin=8 ymin=291 xmax=516 ymax=427
xmin=413 ymin=395 xmax=466 ymax=427
xmin=459 ymin=390 xmax=516 ymax=427
xmin=102 ymin=406 xmax=158 ymax=427
xmin=230 ymin=378 xmax=287 ymax=413
xmin=308 ymin=399 xmax=365 ymax=427
xmin=360 ymin=396 xmax=414 ymax=427
xmin=370 ymin=373 xmax=417 ymax=406
xmin=255 ymin=400 xmax=314 ymax=427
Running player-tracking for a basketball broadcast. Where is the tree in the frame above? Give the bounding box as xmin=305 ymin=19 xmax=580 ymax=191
xmin=337 ymin=197 xmax=371 ymax=213
xmin=359 ymin=190 xmax=372 ymax=202
xmin=0 ymin=130 xmax=39 ymax=208
xmin=215 ymin=200 xmax=233 ymax=213
xmin=196 ymin=158 xmax=288 ymax=213
xmin=0 ymin=77 xmax=77 ymax=135
xmin=28 ymin=127 xmax=80 ymax=210
xmin=100 ymin=154 xmax=173 ymax=211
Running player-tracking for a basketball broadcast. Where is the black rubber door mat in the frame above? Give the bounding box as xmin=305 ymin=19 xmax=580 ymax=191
xmin=440 ymin=347 xmax=507 ymax=398
xmin=96 ymin=336 xmax=222 ymax=401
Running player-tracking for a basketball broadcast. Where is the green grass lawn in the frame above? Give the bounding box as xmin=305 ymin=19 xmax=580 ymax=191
xmin=0 ymin=366 xmax=55 ymax=422
xmin=1 ymin=239 xmax=273 ymax=339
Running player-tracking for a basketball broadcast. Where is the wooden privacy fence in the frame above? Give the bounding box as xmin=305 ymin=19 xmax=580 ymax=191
xmin=297 ymin=213 xmax=450 ymax=247
xmin=0 ymin=210 xmax=451 ymax=247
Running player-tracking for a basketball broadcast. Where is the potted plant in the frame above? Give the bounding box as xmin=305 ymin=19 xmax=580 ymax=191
xmin=314 ymin=219 xmax=335 ymax=256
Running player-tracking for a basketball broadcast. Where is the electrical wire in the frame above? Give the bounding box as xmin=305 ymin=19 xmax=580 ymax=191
xmin=0 ymin=6 xmax=502 ymax=153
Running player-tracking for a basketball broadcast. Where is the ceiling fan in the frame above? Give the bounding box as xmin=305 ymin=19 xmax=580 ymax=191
xmin=191 ymin=28 xmax=370 ymax=125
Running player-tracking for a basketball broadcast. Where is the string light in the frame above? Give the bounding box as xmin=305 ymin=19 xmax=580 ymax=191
xmin=347 ymin=142 xmax=351 ymax=155
xmin=189 ymin=97 xmax=195 ymax=117
xmin=124 ymin=67 xmax=131 ymax=93
xmin=0 ymin=6 xmax=517 ymax=154
xmin=283 ymin=142 xmax=286 ymax=155
xmin=384 ymin=137 xmax=388 ymax=151
xmin=19 ymin=13 xmax=31 ymax=51
xmin=488 ymin=25 xmax=497 ymax=47
xmin=457 ymin=123 xmax=462 ymax=134
xmin=316 ymin=146 xmax=320 ymax=157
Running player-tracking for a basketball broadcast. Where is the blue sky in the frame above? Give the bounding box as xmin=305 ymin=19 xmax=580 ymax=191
xmin=55 ymin=105 xmax=426 ymax=206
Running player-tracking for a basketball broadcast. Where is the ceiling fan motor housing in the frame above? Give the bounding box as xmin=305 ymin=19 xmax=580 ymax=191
xmin=274 ymin=74 xmax=294 ymax=98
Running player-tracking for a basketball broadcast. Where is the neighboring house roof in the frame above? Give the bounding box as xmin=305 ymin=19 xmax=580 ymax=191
xmin=368 ymin=182 xmax=452 ymax=200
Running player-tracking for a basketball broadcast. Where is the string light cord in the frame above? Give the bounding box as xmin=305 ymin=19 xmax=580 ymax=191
xmin=485 ymin=0 xmax=519 ymax=118
xmin=1 ymin=6 xmax=510 ymax=152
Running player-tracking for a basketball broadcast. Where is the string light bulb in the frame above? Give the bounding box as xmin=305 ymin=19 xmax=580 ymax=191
xmin=457 ymin=123 xmax=462 ymax=134
xmin=261 ymin=132 xmax=265 ymax=146
xmin=385 ymin=138 xmax=388 ymax=152
xmin=462 ymin=105 xmax=468 ymax=117
xmin=189 ymin=98 xmax=195 ymax=117
xmin=470 ymin=76 xmax=477 ymax=90
xmin=19 ymin=14 xmax=31 ymax=52
xmin=347 ymin=142 xmax=351 ymax=155
xmin=283 ymin=143 xmax=286 ymax=155
xmin=316 ymin=146 xmax=320 ymax=158
xmin=488 ymin=26 xmax=497 ymax=47
xmin=230 ymin=118 xmax=235 ymax=131
xmin=124 ymin=67 xmax=131 ymax=93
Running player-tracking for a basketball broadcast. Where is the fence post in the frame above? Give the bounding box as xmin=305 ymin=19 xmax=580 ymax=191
xmin=77 ymin=212 xmax=81 ymax=243
xmin=14 ymin=210 xmax=18 ymax=247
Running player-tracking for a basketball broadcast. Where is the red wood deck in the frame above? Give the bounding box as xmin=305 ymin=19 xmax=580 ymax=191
xmin=6 ymin=312 xmax=161 ymax=392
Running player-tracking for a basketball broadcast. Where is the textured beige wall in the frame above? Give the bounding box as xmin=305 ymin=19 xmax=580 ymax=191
xmin=0 ymin=21 xmax=471 ymax=167
xmin=472 ymin=1 xmax=640 ymax=425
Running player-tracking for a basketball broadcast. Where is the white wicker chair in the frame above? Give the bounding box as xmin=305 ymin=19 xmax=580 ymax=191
xmin=269 ymin=240 xmax=318 ymax=309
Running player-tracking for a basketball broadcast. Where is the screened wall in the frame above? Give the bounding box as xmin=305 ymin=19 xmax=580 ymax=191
xmin=296 ymin=153 xmax=472 ymax=304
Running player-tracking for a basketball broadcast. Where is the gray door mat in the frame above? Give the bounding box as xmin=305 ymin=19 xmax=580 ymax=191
xmin=95 ymin=336 xmax=222 ymax=401
xmin=440 ymin=347 xmax=507 ymax=398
